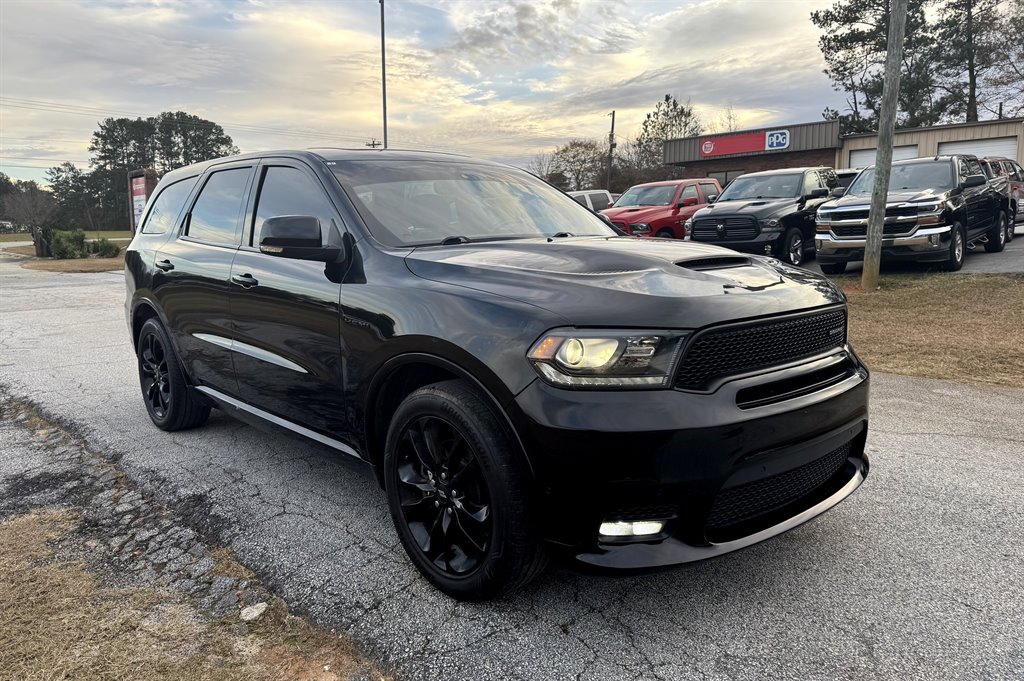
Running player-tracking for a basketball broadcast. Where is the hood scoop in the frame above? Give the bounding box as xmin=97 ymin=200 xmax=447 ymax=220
xmin=676 ymin=256 xmax=751 ymax=271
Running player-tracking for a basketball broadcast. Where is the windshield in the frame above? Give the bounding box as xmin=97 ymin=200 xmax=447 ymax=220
xmin=330 ymin=160 xmax=615 ymax=247
xmin=847 ymin=161 xmax=954 ymax=195
xmin=615 ymin=184 xmax=677 ymax=207
xmin=716 ymin=173 xmax=802 ymax=201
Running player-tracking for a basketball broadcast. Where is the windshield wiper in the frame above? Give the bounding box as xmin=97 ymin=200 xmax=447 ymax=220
xmin=550 ymin=232 xmax=574 ymax=238
xmin=439 ymin=235 xmax=471 ymax=245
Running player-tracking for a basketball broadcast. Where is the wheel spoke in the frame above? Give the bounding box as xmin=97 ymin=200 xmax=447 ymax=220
xmin=451 ymin=509 xmax=487 ymax=553
xmin=397 ymin=461 xmax=434 ymax=493
xmin=406 ymin=424 xmax=437 ymax=474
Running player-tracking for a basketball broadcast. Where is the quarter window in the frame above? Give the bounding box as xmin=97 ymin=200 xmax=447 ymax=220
xmin=141 ymin=177 xmax=196 ymax=235
xmin=252 ymin=166 xmax=336 ymax=246
xmin=186 ymin=168 xmax=251 ymax=244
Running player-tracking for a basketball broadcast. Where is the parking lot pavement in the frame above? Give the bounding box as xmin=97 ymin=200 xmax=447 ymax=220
xmin=1 ymin=253 xmax=1022 ymax=681
xmin=804 ymin=224 xmax=1024 ymax=276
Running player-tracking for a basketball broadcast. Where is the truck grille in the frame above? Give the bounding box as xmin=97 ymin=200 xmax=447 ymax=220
xmin=692 ymin=217 xmax=758 ymax=241
xmin=706 ymin=440 xmax=852 ymax=534
xmin=825 ymin=204 xmax=920 ymax=238
xmin=674 ymin=308 xmax=847 ymax=390
xmin=832 ymin=224 xmax=913 ymax=238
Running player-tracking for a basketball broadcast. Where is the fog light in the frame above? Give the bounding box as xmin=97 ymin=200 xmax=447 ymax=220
xmin=929 ymin=234 xmax=941 ymax=246
xmin=816 ymin=239 xmax=822 ymax=249
xmin=599 ymin=520 xmax=665 ymax=538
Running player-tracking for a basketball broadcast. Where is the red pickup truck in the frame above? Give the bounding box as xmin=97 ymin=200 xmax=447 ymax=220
xmin=601 ymin=178 xmax=722 ymax=238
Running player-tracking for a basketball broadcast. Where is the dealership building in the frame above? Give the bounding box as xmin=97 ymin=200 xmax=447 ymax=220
xmin=663 ymin=118 xmax=1024 ymax=185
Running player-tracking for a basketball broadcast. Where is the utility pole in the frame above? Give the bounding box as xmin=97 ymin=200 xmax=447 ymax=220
xmin=862 ymin=0 xmax=909 ymax=291
xmin=379 ymin=0 xmax=388 ymax=149
xmin=606 ymin=110 xmax=616 ymax=191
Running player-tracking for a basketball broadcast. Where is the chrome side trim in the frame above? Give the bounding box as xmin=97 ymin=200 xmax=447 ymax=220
xmin=193 ymin=333 xmax=307 ymax=374
xmin=194 ymin=386 xmax=360 ymax=459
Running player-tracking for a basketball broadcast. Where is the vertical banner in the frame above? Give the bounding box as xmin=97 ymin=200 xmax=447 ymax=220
xmin=130 ymin=176 xmax=148 ymax=230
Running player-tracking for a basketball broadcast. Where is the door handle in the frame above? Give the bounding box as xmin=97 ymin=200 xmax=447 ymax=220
xmin=231 ymin=273 xmax=259 ymax=288
xmin=155 ymin=259 xmax=174 ymax=271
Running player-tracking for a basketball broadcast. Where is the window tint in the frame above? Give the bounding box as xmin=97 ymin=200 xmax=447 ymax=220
xmin=588 ymin=192 xmax=609 ymax=210
xmin=253 ymin=166 xmax=337 ymax=246
xmin=680 ymin=185 xmax=699 ymax=202
xmin=141 ymin=177 xmax=196 ymax=235
xmin=187 ymin=168 xmax=250 ymax=244
xmin=699 ymin=182 xmax=718 ymax=198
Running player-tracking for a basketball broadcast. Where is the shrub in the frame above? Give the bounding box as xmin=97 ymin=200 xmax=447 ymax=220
xmin=49 ymin=229 xmax=86 ymax=259
xmin=92 ymin=238 xmax=121 ymax=258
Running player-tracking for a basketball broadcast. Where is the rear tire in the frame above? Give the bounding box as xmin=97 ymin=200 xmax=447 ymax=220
xmin=820 ymin=262 xmax=847 ymax=275
xmin=136 ymin=318 xmax=210 ymax=431
xmin=384 ymin=380 xmax=547 ymax=600
xmin=942 ymin=222 xmax=966 ymax=271
xmin=984 ymin=212 xmax=1006 ymax=253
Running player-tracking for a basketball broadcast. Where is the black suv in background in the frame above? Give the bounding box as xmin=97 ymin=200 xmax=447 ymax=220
xmin=686 ymin=167 xmax=838 ymax=266
xmin=815 ymin=155 xmax=1009 ymax=274
xmin=125 ymin=149 xmax=870 ymax=600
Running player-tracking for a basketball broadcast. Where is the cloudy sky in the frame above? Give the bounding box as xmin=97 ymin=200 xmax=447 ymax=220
xmin=1 ymin=0 xmax=842 ymax=183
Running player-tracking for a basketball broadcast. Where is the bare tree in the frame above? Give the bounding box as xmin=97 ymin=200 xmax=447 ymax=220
xmin=551 ymin=138 xmax=605 ymax=191
xmin=527 ymin=151 xmax=557 ymax=180
xmin=2 ymin=181 xmax=57 ymax=256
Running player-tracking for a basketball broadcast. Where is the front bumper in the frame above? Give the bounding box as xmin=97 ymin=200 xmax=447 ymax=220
xmin=692 ymin=230 xmax=783 ymax=255
xmin=815 ymin=225 xmax=951 ymax=263
xmin=509 ymin=350 xmax=870 ymax=569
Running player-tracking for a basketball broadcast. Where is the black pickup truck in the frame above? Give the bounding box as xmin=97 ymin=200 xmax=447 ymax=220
xmin=686 ymin=167 xmax=838 ymax=266
xmin=815 ymin=155 xmax=1010 ymax=273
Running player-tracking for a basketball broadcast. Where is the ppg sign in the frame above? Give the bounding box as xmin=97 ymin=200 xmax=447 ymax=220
xmin=766 ymin=129 xmax=790 ymax=150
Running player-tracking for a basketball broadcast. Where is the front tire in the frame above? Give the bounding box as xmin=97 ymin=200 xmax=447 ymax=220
xmin=984 ymin=212 xmax=1006 ymax=253
xmin=136 ymin=318 xmax=210 ymax=431
xmin=384 ymin=380 xmax=547 ymax=600
xmin=781 ymin=228 xmax=804 ymax=266
xmin=655 ymin=228 xmax=675 ymax=239
xmin=942 ymin=222 xmax=966 ymax=271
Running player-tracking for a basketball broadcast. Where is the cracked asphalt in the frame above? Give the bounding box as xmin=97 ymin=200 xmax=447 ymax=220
xmin=1 ymin=252 xmax=1022 ymax=680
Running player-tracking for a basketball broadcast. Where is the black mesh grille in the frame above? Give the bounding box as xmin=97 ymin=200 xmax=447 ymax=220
xmin=832 ymin=224 xmax=914 ymax=238
xmin=692 ymin=217 xmax=759 ymax=241
xmin=706 ymin=440 xmax=852 ymax=531
xmin=674 ymin=308 xmax=847 ymax=389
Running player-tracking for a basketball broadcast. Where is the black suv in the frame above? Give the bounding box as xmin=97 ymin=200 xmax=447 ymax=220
xmin=686 ymin=167 xmax=837 ymax=266
xmin=815 ymin=155 xmax=1010 ymax=274
xmin=125 ymin=150 xmax=870 ymax=600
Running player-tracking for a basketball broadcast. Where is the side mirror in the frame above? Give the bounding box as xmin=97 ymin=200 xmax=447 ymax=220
xmin=259 ymin=215 xmax=340 ymax=262
xmin=963 ymin=174 xmax=986 ymax=188
xmin=705 ymin=193 xmax=718 ymax=204
xmin=679 ymin=196 xmax=699 ymax=207
xmin=829 ymin=186 xmax=846 ymax=198
xmin=803 ymin=187 xmax=829 ymax=200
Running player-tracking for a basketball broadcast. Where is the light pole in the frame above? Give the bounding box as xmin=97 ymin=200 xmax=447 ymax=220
xmin=379 ymin=0 xmax=388 ymax=149
xmin=607 ymin=110 xmax=615 ymax=191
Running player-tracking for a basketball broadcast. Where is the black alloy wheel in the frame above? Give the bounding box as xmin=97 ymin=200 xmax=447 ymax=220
xmin=783 ymin=228 xmax=804 ymax=266
xmin=384 ymin=380 xmax=547 ymax=600
xmin=393 ymin=416 xmax=492 ymax=575
xmin=136 ymin=318 xmax=210 ymax=431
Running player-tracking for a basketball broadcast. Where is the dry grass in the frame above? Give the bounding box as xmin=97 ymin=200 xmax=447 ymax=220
xmin=0 ymin=511 xmax=388 ymax=681
xmin=841 ymin=273 xmax=1024 ymax=388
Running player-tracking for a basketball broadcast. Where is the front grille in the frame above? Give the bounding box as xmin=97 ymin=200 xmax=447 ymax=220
xmin=692 ymin=217 xmax=758 ymax=241
xmin=674 ymin=308 xmax=847 ymax=390
xmin=832 ymin=224 xmax=913 ymax=238
xmin=706 ymin=440 xmax=852 ymax=532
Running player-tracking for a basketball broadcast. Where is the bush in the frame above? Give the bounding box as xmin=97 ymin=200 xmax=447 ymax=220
xmin=91 ymin=238 xmax=121 ymax=258
xmin=50 ymin=229 xmax=86 ymax=259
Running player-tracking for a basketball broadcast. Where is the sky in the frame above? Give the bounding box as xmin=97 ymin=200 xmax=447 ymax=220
xmin=0 ymin=0 xmax=844 ymax=184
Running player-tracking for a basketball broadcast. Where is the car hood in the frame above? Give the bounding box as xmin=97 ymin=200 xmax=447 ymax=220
xmin=692 ymin=197 xmax=796 ymax=220
xmin=601 ymin=205 xmax=672 ymax=223
xmin=822 ymin=187 xmax=949 ymax=209
xmin=405 ymin=237 xmax=844 ymax=328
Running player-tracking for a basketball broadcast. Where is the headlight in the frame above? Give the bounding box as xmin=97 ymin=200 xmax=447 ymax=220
xmin=759 ymin=218 xmax=783 ymax=231
xmin=631 ymin=222 xmax=651 ymax=234
xmin=683 ymin=219 xmax=693 ymax=239
xmin=527 ymin=329 xmax=688 ymax=388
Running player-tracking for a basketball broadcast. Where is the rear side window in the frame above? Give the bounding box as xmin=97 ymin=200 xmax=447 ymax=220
xmin=186 ymin=168 xmax=251 ymax=245
xmin=570 ymin=194 xmax=588 ymax=207
xmin=252 ymin=166 xmax=337 ymax=246
xmin=141 ymin=177 xmax=196 ymax=235
xmin=1012 ymin=163 xmax=1024 ymax=181
xmin=588 ymin=192 xmax=609 ymax=210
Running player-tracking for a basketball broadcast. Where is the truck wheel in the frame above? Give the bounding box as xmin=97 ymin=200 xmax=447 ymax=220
xmin=820 ymin=262 xmax=847 ymax=275
xmin=782 ymin=228 xmax=804 ymax=266
xmin=136 ymin=318 xmax=210 ymax=431
xmin=656 ymin=228 xmax=675 ymax=239
xmin=984 ymin=212 xmax=1006 ymax=253
xmin=943 ymin=223 xmax=966 ymax=271
xmin=384 ymin=380 xmax=548 ymax=601
xmin=1004 ymin=210 xmax=1014 ymax=243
